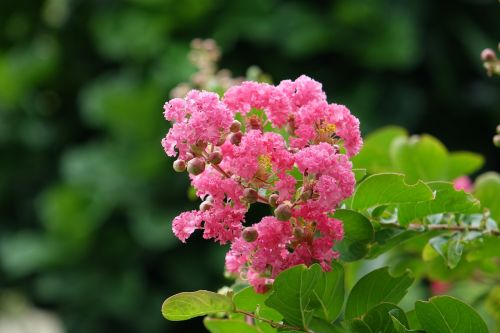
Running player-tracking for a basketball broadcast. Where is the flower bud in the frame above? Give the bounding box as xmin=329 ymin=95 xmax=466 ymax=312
xmin=187 ymin=157 xmax=206 ymax=175
xmin=247 ymin=115 xmax=263 ymax=131
xmin=243 ymin=188 xmax=258 ymax=204
xmin=190 ymin=140 xmax=208 ymax=156
xmin=494 ymin=134 xmax=500 ymax=148
xmin=229 ymin=132 xmax=242 ymax=146
xmin=208 ymin=151 xmax=223 ymax=164
xmin=173 ymin=159 xmax=186 ymax=172
xmin=185 ymin=152 xmax=194 ymax=161
xmin=230 ymin=120 xmax=241 ymax=133
xmin=242 ymin=227 xmax=258 ymax=242
xmin=274 ymin=203 xmax=292 ymax=221
xmin=496 ymin=124 xmax=500 ymax=134
xmin=299 ymin=187 xmax=313 ymax=201
xmin=268 ymin=194 xmax=279 ymax=207
xmin=481 ymin=48 xmax=496 ymax=62
xmin=293 ymin=227 xmax=304 ymax=239
xmin=200 ymin=201 xmax=213 ymax=211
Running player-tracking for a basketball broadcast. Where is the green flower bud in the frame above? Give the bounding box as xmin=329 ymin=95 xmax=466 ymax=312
xmin=173 ymin=159 xmax=186 ymax=172
xmin=208 ymin=151 xmax=223 ymax=164
xmin=187 ymin=158 xmax=206 ymax=175
xmin=230 ymin=120 xmax=241 ymax=133
xmin=268 ymin=194 xmax=279 ymax=207
xmin=243 ymin=188 xmax=258 ymax=204
xmin=274 ymin=203 xmax=292 ymax=221
xmin=229 ymin=132 xmax=242 ymax=146
xmin=242 ymin=227 xmax=258 ymax=242
xmin=494 ymin=134 xmax=500 ymax=148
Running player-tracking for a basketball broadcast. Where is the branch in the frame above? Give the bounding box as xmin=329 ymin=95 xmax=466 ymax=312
xmin=385 ymin=222 xmax=500 ymax=236
xmin=235 ymin=309 xmax=310 ymax=332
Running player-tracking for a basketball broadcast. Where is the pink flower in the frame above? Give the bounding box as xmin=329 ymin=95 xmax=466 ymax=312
xmin=162 ymin=75 xmax=362 ymax=292
xmin=453 ymin=176 xmax=473 ymax=192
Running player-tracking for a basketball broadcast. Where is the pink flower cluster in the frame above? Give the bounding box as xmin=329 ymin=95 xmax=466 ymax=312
xmin=162 ymin=75 xmax=362 ymax=292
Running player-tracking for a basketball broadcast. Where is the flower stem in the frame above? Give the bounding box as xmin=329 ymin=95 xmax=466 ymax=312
xmin=235 ymin=309 xmax=310 ymax=332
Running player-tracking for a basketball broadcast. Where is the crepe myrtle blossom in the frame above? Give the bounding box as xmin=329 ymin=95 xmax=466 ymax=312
xmin=162 ymin=75 xmax=362 ymax=291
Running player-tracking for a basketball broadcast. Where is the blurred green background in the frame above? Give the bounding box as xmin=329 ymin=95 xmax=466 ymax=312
xmin=0 ymin=0 xmax=499 ymax=332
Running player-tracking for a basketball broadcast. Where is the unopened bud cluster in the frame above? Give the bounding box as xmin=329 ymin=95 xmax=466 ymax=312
xmin=162 ymin=75 xmax=362 ymax=292
xmin=481 ymin=45 xmax=500 ymax=77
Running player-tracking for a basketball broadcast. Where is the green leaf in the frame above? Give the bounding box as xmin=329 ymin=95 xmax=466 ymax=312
xmin=390 ymin=134 xmax=448 ymax=183
xmin=362 ymin=303 xmax=408 ymax=333
xmin=446 ymin=152 xmax=484 ymax=180
xmin=233 ymin=286 xmax=282 ymax=333
xmin=474 ymin=172 xmax=500 ymax=222
xmin=348 ymin=319 xmax=373 ymax=333
xmin=466 ymin=236 xmax=500 ymax=260
xmin=367 ymin=229 xmax=422 ymax=259
xmin=429 ymin=234 xmax=464 ymax=269
xmin=391 ymin=314 xmax=425 ymax=333
xmin=352 ymin=126 xmax=408 ymax=174
xmin=351 ymin=173 xmax=434 ymax=210
xmin=311 ymin=262 xmax=345 ymax=322
xmin=204 ymin=318 xmax=261 ymax=333
xmin=398 ymin=182 xmax=480 ymax=227
xmin=265 ymin=263 xmax=344 ymax=329
xmin=161 ymin=290 xmax=234 ymax=321
xmin=415 ymin=296 xmax=488 ymax=333
xmin=309 ymin=317 xmax=344 ymax=333
xmin=333 ymin=209 xmax=374 ymax=261
xmin=353 ymin=168 xmax=368 ymax=183
xmin=345 ymin=267 xmax=414 ymax=320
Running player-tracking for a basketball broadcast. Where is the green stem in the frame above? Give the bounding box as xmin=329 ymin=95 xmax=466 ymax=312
xmin=235 ymin=309 xmax=310 ymax=332
xmin=386 ymin=222 xmax=500 ymax=236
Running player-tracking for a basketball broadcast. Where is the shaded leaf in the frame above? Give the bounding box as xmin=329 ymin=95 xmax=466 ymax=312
xmin=367 ymin=229 xmax=422 ymax=259
xmin=362 ymin=303 xmax=408 ymax=333
xmin=345 ymin=267 xmax=414 ymax=320
xmin=334 ymin=209 xmax=374 ymax=261
xmin=204 ymin=318 xmax=261 ymax=333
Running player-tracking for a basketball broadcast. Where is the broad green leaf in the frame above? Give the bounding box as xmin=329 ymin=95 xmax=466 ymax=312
xmin=309 ymin=317 xmax=344 ymax=333
xmin=348 ymin=319 xmax=373 ymax=333
xmin=391 ymin=314 xmax=425 ymax=333
xmin=352 ymin=126 xmax=408 ymax=174
xmin=362 ymin=303 xmax=408 ymax=333
xmin=351 ymin=173 xmax=434 ymax=210
xmin=233 ymin=286 xmax=282 ymax=333
xmin=367 ymin=229 xmax=422 ymax=259
xmin=311 ymin=262 xmax=345 ymax=322
xmin=345 ymin=267 xmax=414 ymax=320
xmin=398 ymin=182 xmax=480 ymax=227
xmin=204 ymin=318 xmax=261 ymax=333
xmin=265 ymin=263 xmax=344 ymax=329
xmin=429 ymin=234 xmax=464 ymax=269
xmin=162 ymin=290 xmax=234 ymax=321
xmin=390 ymin=134 xmax=448 ymax=183
xmin=333 ymin=209 xmax=374 ymax=261
xmin=466 ymin=236 xmax=500 ymax=261
xmin=446 ymin=152 xmax=484 ymax=180
xmin=415 ymin=296 xmax=488 ymax=333
xmin=353 ymin=168 xmax=368 ymax=183
xmin=474 ymin=172 xmax=500 ymax=222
